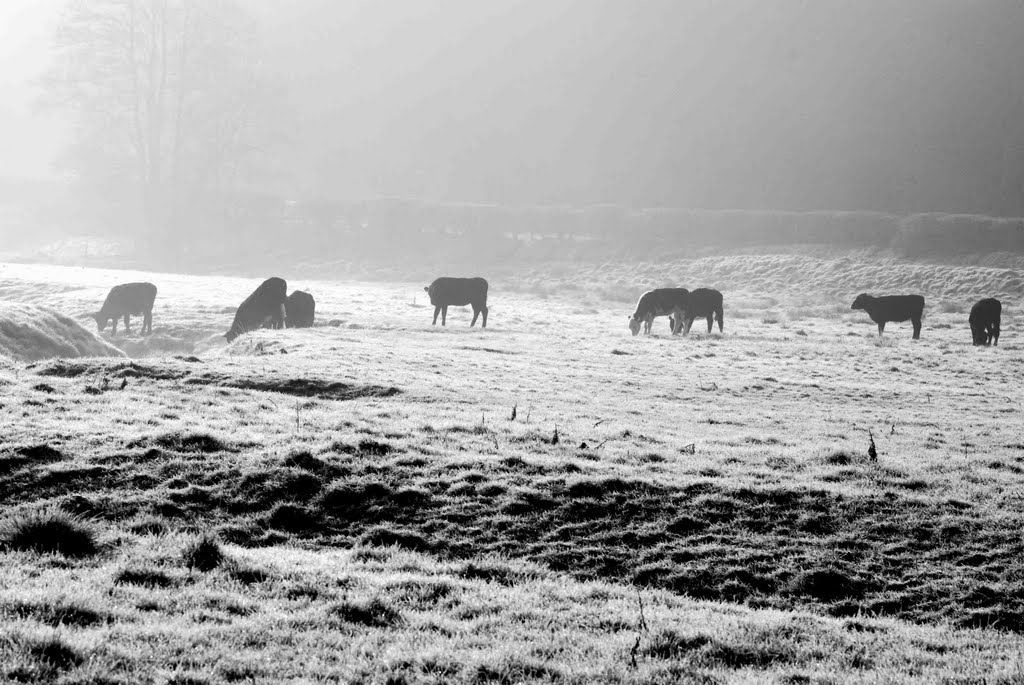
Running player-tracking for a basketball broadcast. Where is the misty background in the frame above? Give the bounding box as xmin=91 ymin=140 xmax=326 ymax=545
xmin=2 ymin=0 xmax=1024 ymax=270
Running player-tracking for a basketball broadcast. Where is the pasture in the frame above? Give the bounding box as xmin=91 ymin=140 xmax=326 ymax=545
xmin=1 ymin=258 xmax=1023 ymax=683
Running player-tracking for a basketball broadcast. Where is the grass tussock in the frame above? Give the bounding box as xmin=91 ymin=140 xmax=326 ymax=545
xmin=1 ymin=509 xmax=98 ymax=558
xmin=329 ymin=597 xmax=404 ymax=628
xmin=3 ymin=599 xmax=107 ymax=627
xmin=183 ymin=533 xmax=225 ymax=572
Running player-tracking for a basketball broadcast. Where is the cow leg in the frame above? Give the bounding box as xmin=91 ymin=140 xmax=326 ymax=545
xmin=706 ymin=314 xmax=713 ymax=334
xmin=123 ymin=314 xmax=131 ymax=335
xmin=470 ymin=307 xmax=480 ymax=327
xmin=684 ymin=316 xmax=694 ymax=335
xmin=432 ymin=306 xmax=440 ymax=325
xmin=912 ymin=318 xmax=921 ymax=339
xmin=481 ymin=306 xmax=488 ymax=328
xmin=993 ymin=324 xmax=999 ymax=346
xmin=441 ymin=306 xmax=448 ymax=326
xmin=111 ymin=318 xmax=118 ymax=335
xmin=877 ymin=322 xmax=885 ymax=336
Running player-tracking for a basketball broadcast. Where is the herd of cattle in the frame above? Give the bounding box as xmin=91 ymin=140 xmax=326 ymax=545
xmin=91 ymin=277 xmax=1004 ymax=347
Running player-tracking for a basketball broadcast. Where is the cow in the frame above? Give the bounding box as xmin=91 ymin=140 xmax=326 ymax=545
xmin=969 ymin=298 xmax=1001 ymax=346
xmin=286 ymin=290 xmax=315 ymax=328
xmin=674 ymin=287 xmax=724 ymax=335
xmin=224 ymin=277 xmax=288 ymax=343
xmin=424 ymin=277 xmax=489 ymax=327
xmin=851 ymin=293 xmax=925 ymax=339
xmin=629 ymin=288 xmax=689 ymax=336
xmin=94 ymin=282 xmax=157 ymax=336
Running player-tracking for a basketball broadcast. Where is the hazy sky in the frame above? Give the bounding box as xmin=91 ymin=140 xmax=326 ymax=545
xmin=0 ymin=0 xmax=64 ymax=179
xmin=4 ymin=1 xmax=1024 ymax=214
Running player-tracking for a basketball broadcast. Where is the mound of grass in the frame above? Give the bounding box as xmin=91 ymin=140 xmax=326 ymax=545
xmin=265 ymin=503 xmax=320 ymax=532
xmin=358 ymin=526 xmax=432 ymax=552
xmin=183 ymin=534 xmax=225 ymax=572
xmin=329 ymin=597 xmax=403 ymax=628
xmin=153 ymin=432 xmax=234 ymax=454
xmin=1 ymin=509 xmax=98 ymax=558
xmin=0 ymin=302 xmax=124 ymax=362
xmin=27 ymin=635 xmax=84 ymax=671
xmin=114 ymin=568 xmax=174 ymax=588
xmin=4 ymin=599 xmax=107 ymax=627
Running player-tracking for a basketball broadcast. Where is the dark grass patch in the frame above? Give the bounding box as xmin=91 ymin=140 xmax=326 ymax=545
xmin=183 ymin=534 xmax=225 ymax=571
xmin=358 ymin=439 xmax=393 ymax=456
xmin=4 ymin=600 xmax=106 ymax=627
xmin=185 ymin=373 xmax=401 ymax=400
xmin=129 ymin=516 xmax=169 ymax=536
xmin=30 ymin=359 xmax=187 ymax=380
xmin=329 ymin=597 xmax=403 ymax=628
xmin=13 ymin=444 xmax=66 ymax=461
xmin=788 ymin=568 xmax=863 ymax=601
xmin=1 ymin=509 xmax=98 ymax=558
xmin=114 ymin=568 xmax=174 ymax=588
xmin=282 ymin=451 xmax=343 ymax=476
xmin=151 ymin=432 xmax=234 ymax=454
xmin=359 ymin=526 xmax=433 ymax=552
xmin=30 ymin=359 xmax=400 ymax=400
xmin=27 ymin=635 xmax=84 ymax=671
xmin=644 ymin=629 xmax=797 ymax=668
xmin=265 ymin=503 xmax=320 ymax=532
xmin=471 ymin=658 xmax=562 ymax=684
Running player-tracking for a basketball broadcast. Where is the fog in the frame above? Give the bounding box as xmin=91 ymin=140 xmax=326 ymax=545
xmin=2 ymin=0 xmax=1024 ymax=262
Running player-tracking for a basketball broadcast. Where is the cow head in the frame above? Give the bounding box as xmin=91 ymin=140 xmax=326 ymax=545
xmin=93 ymin=313 xmax=109 ymax=332
xmin=224 ymin=327 xmax=239 ymax=343
xmin=628 ymin=317 xmax=641 ymax=336
xmin=851 ymin=294 xmax=870 ymax=311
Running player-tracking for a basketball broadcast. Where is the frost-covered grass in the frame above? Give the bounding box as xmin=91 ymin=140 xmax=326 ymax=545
xmin=0 ymin=301 xmax=123 ymax=362
xmin=0 ymin=257 xmax=1023 ymax=682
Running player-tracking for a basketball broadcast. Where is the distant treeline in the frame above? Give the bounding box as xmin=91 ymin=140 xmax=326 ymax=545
xmin=213 ymin=196 xmax=1024 ymax=265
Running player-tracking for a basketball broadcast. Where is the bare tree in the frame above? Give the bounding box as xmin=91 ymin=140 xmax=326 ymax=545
xmin=42 ymin=0 xmax=277 ymax=253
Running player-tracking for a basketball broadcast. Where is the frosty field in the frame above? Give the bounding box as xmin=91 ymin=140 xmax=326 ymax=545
xmin=1 ymin=257 xmax=1023 ymax=683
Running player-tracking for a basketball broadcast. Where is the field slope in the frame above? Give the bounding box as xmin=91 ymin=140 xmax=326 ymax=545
xmin=1 ymin=257 xmax=1022 ymax=683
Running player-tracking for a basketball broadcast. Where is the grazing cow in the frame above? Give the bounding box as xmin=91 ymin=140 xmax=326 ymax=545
xmin=224 ymin=277 xmax=288 ymax=343
xmin=629 ymin=288 xmax=689 ymax=336
xmin=851 ymin=293 xmax=925 ymax=339
xmin=675 ymin=287 xmax=724 ymax=335
xmin=424 ymin=277 xmax=489 ymax=327
xmin=969 ymin=298 xmax=1001 ymax=346
xmin=95 ymin=282 xmax=157 ymax=335
xmin=286 ymin=290 xmax=315 ymax=328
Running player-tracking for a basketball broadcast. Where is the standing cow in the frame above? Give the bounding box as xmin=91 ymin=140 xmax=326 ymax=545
xmin=424 ymin=277 xmax=489 ymax=327
xmin=95 ymin=282 xmax=157 ymax=336
xmin=851 ymin=293 xmax=925 ymax=339
xmin=225 ymin=277 xmax=288 ymax=343
xmin=286 ymin=290 xmax=316 ymax=328
xmin=674 ymin=288 xmax=724 ymax=335
xmin=969 ymin=298 xmax=1001 ymax=346
xmin=629 ymin=288 xmax=689 ymax=336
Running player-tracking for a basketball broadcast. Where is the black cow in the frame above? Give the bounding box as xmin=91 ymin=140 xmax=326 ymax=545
xmin=225 ymin=277 xmax=288 ymax=343
xmin=286 ymin=290 xmax=315 ymax=328
xmin=424 ymin=277 xmax=489 ymax=327
xmin=629 ymin=288 xmax=689 ymax=336
xmin=851 ymin=293 xmax=925 ymax=339
xmin=969 ymin=298 xmax=1001 ymax=346
xmin=95 ymin=282 xmax=157 ymax=335
xmin=674 ymin=288 xmax=724 ymax=335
